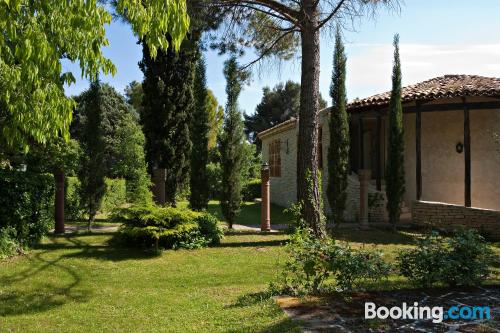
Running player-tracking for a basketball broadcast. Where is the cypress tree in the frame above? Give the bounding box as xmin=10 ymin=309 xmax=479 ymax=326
xmin=140 ymin=40 xmax=195 ymax=206
xmin=219 ymin=56 xmax=247 ymax=228
xmin=77 ymin=80 xmax=107 ymax=230
xmin=327 ymin=27 xmax=350 ymax=225
xmin=386 ymin=34 xmax=405 ymax=227
xmin=189 ymin=54 xmax=210 ymax=210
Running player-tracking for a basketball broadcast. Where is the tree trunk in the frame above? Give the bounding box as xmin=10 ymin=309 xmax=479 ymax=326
xmin=54 ymin=171 xmax=65 ymax=234
xmin=297 ymin=4 xmax=326 ymax=238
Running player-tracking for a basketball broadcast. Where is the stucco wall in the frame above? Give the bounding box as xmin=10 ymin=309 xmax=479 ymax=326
xmin=403 ymin=102 xmax=500 ymax=210
xmin=261 ymin=97 xmax=500 ymax=219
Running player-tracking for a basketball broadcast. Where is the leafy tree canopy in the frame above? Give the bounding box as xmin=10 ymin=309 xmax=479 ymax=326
xmin=244 ymin=81 xmax=326 ymax=146
xmin=73 ymin=83 xmax=137 ymax=178
xmin=207 ymin=89 xmax=224 ymax=150
xmin=0 ymin=0 xmax=189 ymax=149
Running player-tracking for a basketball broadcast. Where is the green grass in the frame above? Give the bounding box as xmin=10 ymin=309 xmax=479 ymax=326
xmin=0 ymin=231 xmax=299 ymax=333
xmin=1 ymin=220 xmax=498 ymax=332
xmin=178 ymin=200 xmax=293 ymax=226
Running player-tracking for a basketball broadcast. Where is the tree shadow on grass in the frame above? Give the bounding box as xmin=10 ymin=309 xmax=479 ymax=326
xmin=52 ymin=233 xmax=159 ymax=262
xmin=217 ymin=239 xmax=286 ymax=248
xmin=0 ymin=251 xmax=91 ymax=316
xmin=332 ymin=229 xmax=420 ymax=246
xmin=217 ymin=230 xmax=288 ymax=248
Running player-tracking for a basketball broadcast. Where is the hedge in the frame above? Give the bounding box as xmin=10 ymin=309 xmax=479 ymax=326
xmin=0 ymin=170 xmax=54 ymax=245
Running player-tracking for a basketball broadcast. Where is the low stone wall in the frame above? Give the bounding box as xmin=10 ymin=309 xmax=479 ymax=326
xmin=412 ymin=200 xmax=500 ymax=240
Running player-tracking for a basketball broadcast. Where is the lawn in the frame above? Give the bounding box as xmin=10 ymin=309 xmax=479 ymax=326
xmin=178 ymin=200 xmax=293 ymax=226
xmin=0 ymin=230 xmax=299 ymax=333
xmin=1 ymin=224 xmax=498 ymax=332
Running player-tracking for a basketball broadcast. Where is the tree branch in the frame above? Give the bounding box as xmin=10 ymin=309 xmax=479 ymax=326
xmin=218 ymin=0 xmax=300 ymax=25
xmin=240 ymin=29 xmax=296 ymax=70
xmin=316 ymin=0 xmax=347 ymax=31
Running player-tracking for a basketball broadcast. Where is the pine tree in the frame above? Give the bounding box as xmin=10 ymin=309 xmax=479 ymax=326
xmin=77 ymin=80 xmax=107 ymax=230
xmin=140 ymin=40 xmax=195 ymax=206
xmin=386 ymin=34 xmax=405 ymax=227
xmin=219 ymin=56 xmax=248 ymax=228
xmin=327 ymin=27 xmax=350 ymax=225
xmin=189 ymin=54 xmax=210 ymax=210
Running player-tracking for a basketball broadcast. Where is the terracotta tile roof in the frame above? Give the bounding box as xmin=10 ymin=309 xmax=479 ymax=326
xmin=257 ymin=75 xmax=500 ymax=138
xmin=348 ymin=75 xmax=500 ymax=110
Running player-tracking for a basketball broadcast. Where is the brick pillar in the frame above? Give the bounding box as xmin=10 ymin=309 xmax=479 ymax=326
xmin=261 ymin=163 xmax=271 ymax=232
xmin=152 ymin=168 xmax=166 ymax=205
xmin=54 ymin=171 xmax=65 ymax=234
xmin=358 ymin=169 xmax=371 ymax=229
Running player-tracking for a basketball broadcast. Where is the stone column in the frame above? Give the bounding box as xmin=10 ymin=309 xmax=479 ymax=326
xmin=152 ymin=168 xmax=166 ymax=205
xmin=358 ymin=169 xmax=371 ymax=229
xmin=54 ymin=171 xmax=65 ymax=234
xmin=261 ymin=163 xmax=271 ymax=232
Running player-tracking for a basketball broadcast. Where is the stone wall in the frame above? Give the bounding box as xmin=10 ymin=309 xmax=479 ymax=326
xmin=412 ymin=200 xmax=500 ymax=240
xmin=261 ymin=124 xmax=298 ymax=208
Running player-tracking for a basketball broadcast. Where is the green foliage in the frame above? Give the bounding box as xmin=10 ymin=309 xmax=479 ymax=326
xmin=77 ymin=81 xmax=107 ymax=224
xmin=241 ymin=142 xmax=262 ymax=180
xmin=274 ymin=228 xmax=390 ymax=295
xmin=207 ymin=162 xmax=223 ymax=199
xmin=114 ymin=113 xmax=152 ymax=204
xmin=330 ymin=245 xmax=391 ymax=292
xmin=66 ymin=177 xmax=132 ymax=219
xmin=397 ymin=230 xmax=495 ymax=288
xmin=0 ymin=227 xmax=20 ymax=258
xmin=284 ymin=202 xmax=308 ymax=230
xmin=242 ymin=178 xmax=261 ymax=201
xmin=444 ymin=229 xmax=495 ymax=286
xmin=140 ymin=41 xmax=195 ymax=205
xmin=244 ymin=81 xmax=327 ymax=149
xmin=101 ymin=179 xmax=127 ymax=215
xmin=385 ymin=34 xmax=405 ymax=225
xmin=124 ymin=80 xmax=143 ymax=119
xmin=219 ymin=57 xmax=248 ymax=228
xmin=65 ymin=176 xmax=84 ymax=221
xmin=327 ymin=27 xmax=350 ymax=224
xmin=206 ymin=90 xmax=224 ymax=150
xmin=113 ymin=204 xmax=223 ymax=250
xmin=74 ymin=83 xmax=151 ymax=205
xmin=0 ymin=170 xmax=54 ymax=245
xmin=0 ymin=0 xmax=188 ymax=149
xmin=190 ymin=55 xmax=210 ymax=210
xmin=25 ymin=138 xmax=80 ymax=174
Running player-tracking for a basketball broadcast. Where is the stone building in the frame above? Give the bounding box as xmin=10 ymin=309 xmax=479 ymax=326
xmin=258 ymin=75 xmax=500 ymax=235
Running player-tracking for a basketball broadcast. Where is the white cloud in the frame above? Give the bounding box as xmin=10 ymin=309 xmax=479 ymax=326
xmin=344 ymin=43 xmax=500 ymax=100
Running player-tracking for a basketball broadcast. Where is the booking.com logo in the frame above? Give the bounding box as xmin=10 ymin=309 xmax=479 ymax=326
xmin=365 ymin=302 xmax=491 ymax=323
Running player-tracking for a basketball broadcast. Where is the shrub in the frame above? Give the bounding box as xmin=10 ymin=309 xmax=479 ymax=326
xmin=274 ymin=228 xmax=391 ymax=295
xmin=397 ymin=230 xmax=495 ymax=287
xmin=66 ymin=176 xmax=84 ymax=220
xmin=0 ymin=227 xmax=21 ymax=258
xmin=101 ymin=178 xmax=127 ymax=214
xmin=397 ymin=232 xmax=447 ymax=288
xmin=0 ymin=170 xmax=54 ymax=245
xmin=242 ymin=178 xmax=261 ymax=201
xmin=330 ymin=246 xmax=391 ymax=292
xmin=443 ymin=229 xmax=495 ymax=287
xmin=112 ymin=204 xmax=223 ymax=250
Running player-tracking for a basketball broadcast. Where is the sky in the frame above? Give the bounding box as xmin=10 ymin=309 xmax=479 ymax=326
xmin=64 ymin=0 xmax=500 ymax=116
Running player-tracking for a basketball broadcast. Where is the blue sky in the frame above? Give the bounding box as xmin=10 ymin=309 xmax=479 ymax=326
xmin=64 ymin=0 xmax=500 ymax=115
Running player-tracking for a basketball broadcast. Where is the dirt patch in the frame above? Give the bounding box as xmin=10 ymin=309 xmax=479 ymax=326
xmin=276 ymin=286 xmax=500 ymax=332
